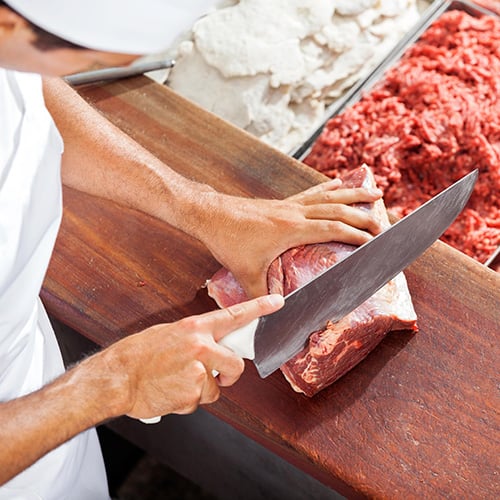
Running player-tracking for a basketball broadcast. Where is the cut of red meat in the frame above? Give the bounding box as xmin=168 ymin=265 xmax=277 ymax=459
xmin=280 ymin=271 xmax=417 ymax=396
xmin=207 ymin=165 xmax=418 ymax=397
xmin=304 ymin=10 xmax=500 ymax=266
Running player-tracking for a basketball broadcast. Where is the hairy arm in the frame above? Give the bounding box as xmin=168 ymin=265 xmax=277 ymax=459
xmin=0 ymin=294 xmax=282 ymax=485
xmin=43 ymin=77 xmax=382 ymax=298
xmin=42 ymin=76 xmax=210 ymax=234
xmin=0 ymin=348 xmax=125 ymax=485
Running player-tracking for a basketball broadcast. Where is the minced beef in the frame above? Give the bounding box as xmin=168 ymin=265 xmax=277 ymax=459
xmin=304 ymin=10 xmax=500 ymax=265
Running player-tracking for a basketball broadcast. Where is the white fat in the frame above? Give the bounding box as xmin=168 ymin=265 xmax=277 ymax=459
xmin=165 ymin=0 xmax=421 ymax=153
xmin=334 ymin=0 xmax=378 ymax=17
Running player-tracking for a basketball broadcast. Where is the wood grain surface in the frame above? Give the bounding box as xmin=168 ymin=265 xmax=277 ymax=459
xmin=42 ymin=76 xmax=500 ymax=499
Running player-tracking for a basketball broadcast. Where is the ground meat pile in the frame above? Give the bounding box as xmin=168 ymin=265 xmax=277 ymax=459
xmin=304 ymin=10 xmax=500 ymax=265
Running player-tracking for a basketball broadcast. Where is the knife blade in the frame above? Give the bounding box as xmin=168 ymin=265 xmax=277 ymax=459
xmin=219 ymin=169 xmax=478 ymax=378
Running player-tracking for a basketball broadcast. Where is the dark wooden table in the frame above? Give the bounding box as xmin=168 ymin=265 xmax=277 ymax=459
xmin=42 ymin=76 xmax=500 ymax=499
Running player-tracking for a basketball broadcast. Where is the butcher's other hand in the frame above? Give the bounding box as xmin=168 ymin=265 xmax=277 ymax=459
xmin=196 ymin=179 xmax=383 ymax=298
xmin=104 ymin=294 xmax=284 ymax=420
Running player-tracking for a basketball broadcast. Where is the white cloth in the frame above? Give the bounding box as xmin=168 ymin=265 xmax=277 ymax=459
xmin=0 ymin=69 xmax=109 ymax=499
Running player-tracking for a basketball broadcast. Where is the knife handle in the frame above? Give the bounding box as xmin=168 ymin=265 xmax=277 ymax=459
xmin=212 ymin=318 xmax=258 ymax=377
xmin=217 ymin=318 xmax=258 ymax=360
xmin=140 ymin=319 xmax=258 ymax=424
xmin=140 ymin=416 xmax=161 ymax=424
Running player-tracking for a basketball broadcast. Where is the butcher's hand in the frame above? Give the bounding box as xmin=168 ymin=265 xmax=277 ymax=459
xmin=191 ymin=179 xmax=383 ymax=298
xmin=97 ymin=294 xmax=284 ymax=420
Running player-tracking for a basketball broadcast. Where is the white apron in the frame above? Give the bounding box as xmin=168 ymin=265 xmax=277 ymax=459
xmin=0 ymin=69 xmax=109 ymax=499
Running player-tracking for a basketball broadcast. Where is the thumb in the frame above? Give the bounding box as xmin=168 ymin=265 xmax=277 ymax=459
xmin=240 ymin=270 xmax=270 ymax=299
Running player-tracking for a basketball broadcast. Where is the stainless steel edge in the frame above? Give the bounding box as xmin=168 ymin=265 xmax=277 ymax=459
xmin=292 ymin=0 xmax=499 ymax=161
xmin=485 ymin=245 xmax=500 ymax=268
xmin=253 ymin=170 xmax=478 ymax=378
xmin=64 ymin=58 xmax=176 ymax=86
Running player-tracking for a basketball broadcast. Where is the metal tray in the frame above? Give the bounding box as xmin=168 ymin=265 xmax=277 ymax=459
xmin=291 ymin=0 xmax=500 ymax=161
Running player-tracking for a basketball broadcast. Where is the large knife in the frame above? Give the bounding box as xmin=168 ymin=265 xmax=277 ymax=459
xmin=219 ymin=169 xmax=478 ymax=378
xmin=141 ymin=170 xmax=477 ymax=424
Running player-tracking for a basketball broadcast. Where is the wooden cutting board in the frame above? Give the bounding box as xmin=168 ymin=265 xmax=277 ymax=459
xmin=42 ymin=76 xmax=500 ymax=499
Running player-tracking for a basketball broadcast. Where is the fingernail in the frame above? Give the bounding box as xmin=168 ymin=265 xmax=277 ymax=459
xmin=370 ymin=188 xmax=383 ymax=196
xmin=266 ymin=294 xmax=284 ymax=307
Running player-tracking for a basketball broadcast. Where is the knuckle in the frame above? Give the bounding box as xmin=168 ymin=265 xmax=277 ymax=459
xmin=234 ymin=356 xmax=245 ymax=375
xmin=368 ymin=218 xmax=380 ymax=232
xmin=353 ymin=230 xmax=372 ymax=245
xmin=223 ymin=356 xmax=245 ymax=378
xmin=194 ymin=341 xmax=210 ymax=358
xmin=329 ymin=203 xmax=345 ymax=218
xmin=362 ymin=214 xmax=380 ymax=232
xmin=179 ymin=367 xmax=206 ymax=414
xmin=224 ymin=302 xmax=246 ymax=322
xmin=326 ymin=190 xmax=342 ymax=201
xmin=184 ymin=333 xmax=209 ymax=358
xmin=191 ymin=360 xmax=208 ymax=380
xmin=327 ymin=220 xmax=344 ymax=233
xmin=278 ymin=215 xmax=300 ymax=232
xmin=181 ymin=316 xmax=203 ymax=332
xmin=205 ymin=386 xmax=221 ymax=404
xmin=183 ymin=400 xmax=200 ymax=415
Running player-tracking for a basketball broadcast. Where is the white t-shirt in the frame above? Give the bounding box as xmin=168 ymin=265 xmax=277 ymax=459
xmin=0 ymin=69 xmax=109 ymax=500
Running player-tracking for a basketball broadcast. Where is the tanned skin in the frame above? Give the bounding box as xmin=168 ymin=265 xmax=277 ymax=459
xmin=0 ymin=5 xmax=382 ymax=485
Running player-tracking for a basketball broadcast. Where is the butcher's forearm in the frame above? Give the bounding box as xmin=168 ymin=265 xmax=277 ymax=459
xmin=0 ymin=352 xmax=125 ymax=485
xmin=0 ymin=294 xmax=279 ymax=484
xmin=42 ymin=77 xmax=212 ymax=235
xmin=41 ymin=78 xmax=384 ymax=299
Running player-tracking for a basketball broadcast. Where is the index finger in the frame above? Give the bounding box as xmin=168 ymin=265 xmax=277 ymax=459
xmin=207 ymin=294 xmax=284 ymax=343
xmin=286 ymin=179 xmax=342 ymax=202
